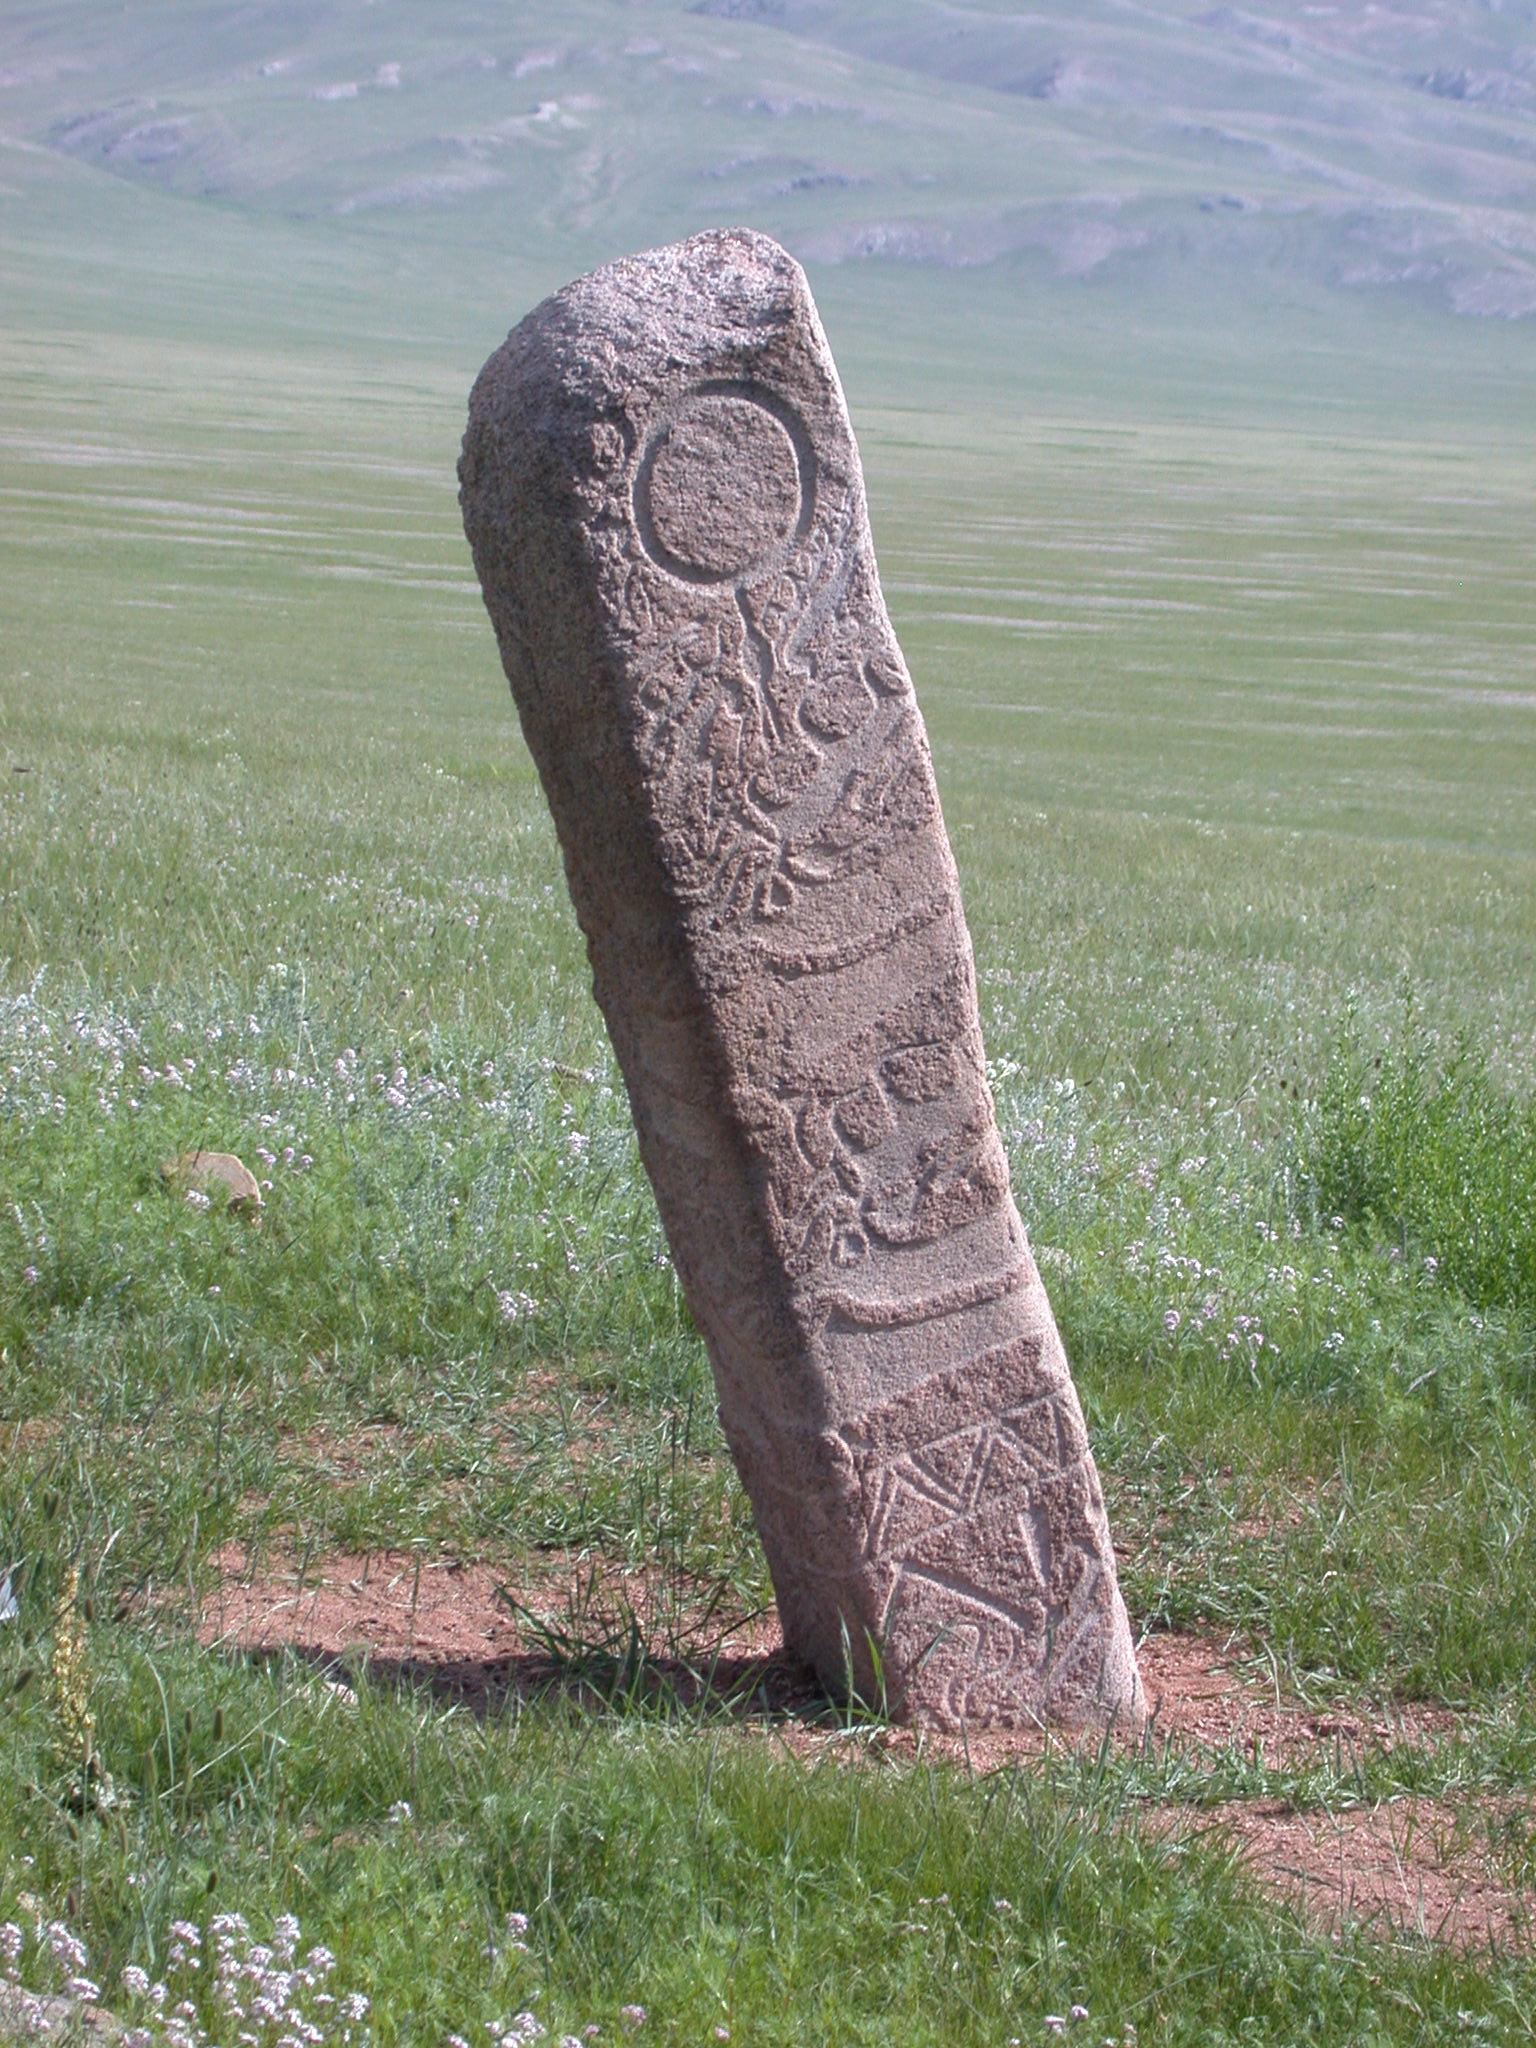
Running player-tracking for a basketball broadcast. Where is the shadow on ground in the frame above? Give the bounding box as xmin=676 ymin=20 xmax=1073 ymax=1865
xmin=191 ymin=1543 xmax=1533 ymax=1952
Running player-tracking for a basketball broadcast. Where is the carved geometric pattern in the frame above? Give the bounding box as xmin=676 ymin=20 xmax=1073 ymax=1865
xmin=830 ymin=1332 xmax=1126 ymax=1721
xmin=460 ymin=227 xmax=1142 ymax=1729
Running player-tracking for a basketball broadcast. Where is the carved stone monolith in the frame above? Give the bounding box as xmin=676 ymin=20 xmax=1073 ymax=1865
xmin=460 ymin=228 xmax=1143 ymax=1728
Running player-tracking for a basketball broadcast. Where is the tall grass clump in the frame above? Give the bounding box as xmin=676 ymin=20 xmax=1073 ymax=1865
xmin=1298 ymin=1019 xmax=1536 ymax=1334
xmin=3 ymin=1629 xmax=1532 ymax=2046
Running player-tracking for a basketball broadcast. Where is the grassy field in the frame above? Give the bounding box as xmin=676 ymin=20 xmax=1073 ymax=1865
xmin=4 ymin=52 xmax=1536 ymax=2044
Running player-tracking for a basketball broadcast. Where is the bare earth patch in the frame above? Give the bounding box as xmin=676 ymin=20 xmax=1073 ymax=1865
xmin=195 ymin=1548 xmax=1529 ymax=1949
xmin=201 ymin=1545 xmax=525 ymax=1670
xmin=1180 ymin=1799 xmax=1533 ymax=1952
xmin=1135 ymin=1630 xmax=1459 ymax=1763
xmin=198 ymin=1544 xmax=815 ymax=1717
xmin=4 ymin=1416 xmax=64 ymax=1453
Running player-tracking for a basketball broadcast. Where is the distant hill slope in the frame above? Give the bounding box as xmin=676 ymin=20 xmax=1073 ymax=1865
xmin=3 ymin=0 xmax=1535 ymax=322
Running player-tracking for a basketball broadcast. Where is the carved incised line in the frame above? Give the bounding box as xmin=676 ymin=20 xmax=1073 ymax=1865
xmin=888 ymin=1561 xmax=1055 ymax=1641
xmin=732 ymin=982 xmax=1008 ymax=1281
xmin=463 ymin=231 xmax=1142 ymax=1729
xmin=745 ymin=891 xmax=951 ymax=983
xmin=881 ymin=1552 xmax=1108 ymax=1717
xmin=589 ymin=382 xmax=1010 ymax=1289
xmin=853 ymin=1400 xmax=1087 ymax=1539
xmin=616 ymin=382 xmax=924 ymax=937
xmin=819 ymin=1252 xmax=1031 ymax=1332
xmin=632 ymin=382 xmax=817 ymax=589
xmin=863 ymin=1429 xmax=1074 ymax=1562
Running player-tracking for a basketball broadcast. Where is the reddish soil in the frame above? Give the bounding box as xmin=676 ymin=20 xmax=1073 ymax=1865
xmin=198 ymin=1544 xmax=821 ymax=1718
xmin=1180 ymin=1799 xmax=1532 ymax=1951
xmin=195 ymin=1545 xmax=1530 ymax=1951
xmin=1136 ymin=1630 xmax=1459 ymax=1764
xmin=4 ymin=1416 xmax=64 ymax=1452
xmin=278 ymin=1421 xmax=413 ymax=1483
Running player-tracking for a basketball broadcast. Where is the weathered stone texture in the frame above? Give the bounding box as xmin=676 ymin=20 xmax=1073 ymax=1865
xmin=460 ymin=228 xmax=1142 ymax=1728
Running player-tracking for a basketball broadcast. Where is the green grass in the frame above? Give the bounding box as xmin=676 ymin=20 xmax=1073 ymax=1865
xmin=5 ymin=1640 xmax=1530 ymax=2047
xmin=1300 ymin=1020 xmax=1536 ymax=1326
xmin=3 ymin=24 xmax=1536 ymax=2038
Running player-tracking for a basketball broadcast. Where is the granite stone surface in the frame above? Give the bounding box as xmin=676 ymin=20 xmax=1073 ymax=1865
xmin=461 ymin=228 xmax=1142 ymax=1728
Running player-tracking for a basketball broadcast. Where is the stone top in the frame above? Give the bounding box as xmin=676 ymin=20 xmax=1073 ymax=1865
xmin=461 ymin=230 xmax=1143 ymax=1729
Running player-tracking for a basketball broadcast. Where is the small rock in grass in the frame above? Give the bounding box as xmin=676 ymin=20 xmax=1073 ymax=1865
xmin=0 ymin=1980 xmax=124 ymax=2039
xmin=159 ymin=1149 xmax=264 ymax=1217
xmin=306 ymin=1675 xmax=359 ymax=1710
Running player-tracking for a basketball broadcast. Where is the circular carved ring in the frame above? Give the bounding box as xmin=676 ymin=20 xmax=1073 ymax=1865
xmin=633 ymin=387 xmax=814 ymax=585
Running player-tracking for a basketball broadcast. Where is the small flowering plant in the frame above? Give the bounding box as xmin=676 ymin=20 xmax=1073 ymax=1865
xmin=126 ymin=1912 xmax=371 ymax=2048
xmin=1 ymin=1909 xmax=373 ymax=2048
xmin=0 ymin=1905 xmax=631 ymax=2047
xmin=1 ymin=1915 xmax=103 ymax=2025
